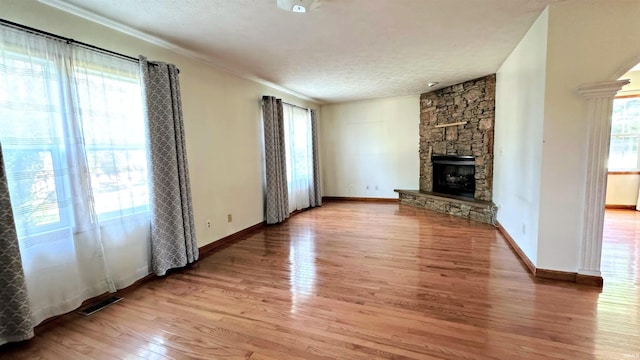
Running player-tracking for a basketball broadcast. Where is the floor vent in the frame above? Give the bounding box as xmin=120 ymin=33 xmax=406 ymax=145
xmin=78 ymin=296 xmax=123 ymax=316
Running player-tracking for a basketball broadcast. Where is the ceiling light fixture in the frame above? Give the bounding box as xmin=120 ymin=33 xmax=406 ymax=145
xmin=428 ymin=82 xmax=439 ymax=88
xmin=276 ymin=0 xmax=322 ymax=13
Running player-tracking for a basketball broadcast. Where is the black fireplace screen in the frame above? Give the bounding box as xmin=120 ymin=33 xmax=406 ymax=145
xmin=432 ymin=155 xmax=475 ymax=198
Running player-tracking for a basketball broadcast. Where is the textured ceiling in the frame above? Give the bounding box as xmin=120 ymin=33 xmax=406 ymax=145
xmin=42 ymin=0 xmax=558 ymax=104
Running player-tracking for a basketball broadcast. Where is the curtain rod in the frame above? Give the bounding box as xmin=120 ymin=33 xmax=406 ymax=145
xmin=282 ymin=101 xmax=310 ymax=111
xmin=0 ymin=18 xmax=139 ymax=63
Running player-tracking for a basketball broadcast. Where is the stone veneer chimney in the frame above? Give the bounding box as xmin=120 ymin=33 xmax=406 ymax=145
xmin=419 ymin=74 xmax=495 ymax=201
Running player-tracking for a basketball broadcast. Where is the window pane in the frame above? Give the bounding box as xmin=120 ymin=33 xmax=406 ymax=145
xmin=0 ymin=52 xmax=67 ymax=235
xmin=0 ymin=54 xmax=64 ymax=139
xmin=3 ymin=149 xmax=61 ymax=232
xmin=609 ymin=97 xmax=640 ymax=170
xmin=609 ymin=136 xmax=637 ymax=169
xmin=283 ymin=103 xmax=313 ymax=212
xmin=71 ymin=50 xmax=149 ymax=220
xmin=87 ymin=149 xmax=149 ymax=217
xmin=292 ymin=112 xmax=311 ymax=180
xmin=75 ymin=69 xmax=146 ymax=146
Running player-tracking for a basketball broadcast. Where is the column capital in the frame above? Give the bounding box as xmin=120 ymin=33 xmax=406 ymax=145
xmin=577 ymin=80 xmax=630 ymax=98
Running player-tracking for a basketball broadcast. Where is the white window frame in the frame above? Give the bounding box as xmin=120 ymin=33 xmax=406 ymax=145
xmin=608 ymin=95 xmax=640 ymax=172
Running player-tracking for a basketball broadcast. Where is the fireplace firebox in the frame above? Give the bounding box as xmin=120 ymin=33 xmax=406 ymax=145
xmin=432 ymin=155 xmax=475 ymax=198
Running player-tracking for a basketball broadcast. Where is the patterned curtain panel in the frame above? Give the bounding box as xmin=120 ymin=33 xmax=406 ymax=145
xmin=0 ymin=143 xmax=33 ymax=345
xmin=140 ymin=56 xmax=198 ymax=276
xmin=309 ymin=109 xmax=322 ymax=207
xmin=262 ymin=96 xmax=289 ymax=224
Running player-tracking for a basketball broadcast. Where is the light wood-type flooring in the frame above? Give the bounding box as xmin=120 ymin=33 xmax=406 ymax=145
xmin=1 ymin=202 xmax=639 ymax=359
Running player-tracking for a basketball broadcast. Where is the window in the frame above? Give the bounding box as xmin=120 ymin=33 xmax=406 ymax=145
xmin=282 ymin=103 xmax=314 ymax=212
xmin=609 ymin=96 xmax=640 ymax=171
xmin=73 ymin=61 xmax=148 ymax=220
xmin=0 ymin=22 xmax=153 ymax=327
xmin=0 ymin=40 xmax=148 ymax=239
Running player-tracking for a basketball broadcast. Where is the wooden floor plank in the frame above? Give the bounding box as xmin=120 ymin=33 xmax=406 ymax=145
xmin=1 ymin=203 xmax=639 ymax=359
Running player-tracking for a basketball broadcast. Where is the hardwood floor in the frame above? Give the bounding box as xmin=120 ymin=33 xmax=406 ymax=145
xmin=602 ymin=209 xmax=640 ymax=284
xmin=2 ymin=202 xmax=639 ymax=359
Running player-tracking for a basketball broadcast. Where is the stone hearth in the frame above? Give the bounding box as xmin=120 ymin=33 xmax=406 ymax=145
xmin=397 ymin=74 xmax=496 ymax=223
xmin=395 ymin=190 xmax=495 ymax=223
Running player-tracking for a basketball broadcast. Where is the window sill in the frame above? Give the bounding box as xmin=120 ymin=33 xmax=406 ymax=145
xmin=608 ymin=171 xmax=640 ymax=175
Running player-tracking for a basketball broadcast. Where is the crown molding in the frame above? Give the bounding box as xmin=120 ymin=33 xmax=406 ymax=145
xmin=38 ymin=0 xmax=320 ymax=104
xmin=38 ymin=0 xmax=209 ymax=62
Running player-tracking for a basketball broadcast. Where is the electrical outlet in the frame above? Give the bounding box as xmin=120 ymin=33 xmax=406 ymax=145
xmin=227 ymin=214 xmax=232 ymax=223
xmin=375 ymin=185 xmax=378 ymax=191
xmin=206 ymin=220 xmax=212 ymax=229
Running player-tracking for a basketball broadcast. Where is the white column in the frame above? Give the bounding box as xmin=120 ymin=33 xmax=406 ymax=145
xmin=577 ymin=80 xmax=629 ymax=277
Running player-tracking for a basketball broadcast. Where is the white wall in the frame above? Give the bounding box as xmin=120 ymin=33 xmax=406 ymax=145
xmin=495 ymin=1 xmax=640 ymax=272
xmin=536 ymin=0 xmax=640 ymax=271
xmin=493 ymin=8 xmax=548 ymax=266
xmin=320 ymin=95 xmax=419 ymax=198
xmin=2 ymin=0 xmax=319 ymax=248
xmin=606 ymin=175 xmax=639 ymax=206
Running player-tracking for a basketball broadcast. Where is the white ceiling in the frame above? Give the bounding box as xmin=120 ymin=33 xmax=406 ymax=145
xmin=42 ymin=0 xmax=558 ymax=104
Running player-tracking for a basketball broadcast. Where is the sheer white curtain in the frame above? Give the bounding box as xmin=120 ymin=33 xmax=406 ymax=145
xmin=0 ymin=25 xmax=150 ymax=326
xmin=283 ymin=103 xmax=314 ymax=212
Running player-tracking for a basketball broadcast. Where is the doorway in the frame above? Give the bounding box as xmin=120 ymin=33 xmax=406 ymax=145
xmin=602 ymin=63 xmax=640 ymax=284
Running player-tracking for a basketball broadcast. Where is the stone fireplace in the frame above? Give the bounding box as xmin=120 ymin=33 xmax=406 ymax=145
xmin=395 ymin=75 xmax=496 ymax=223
